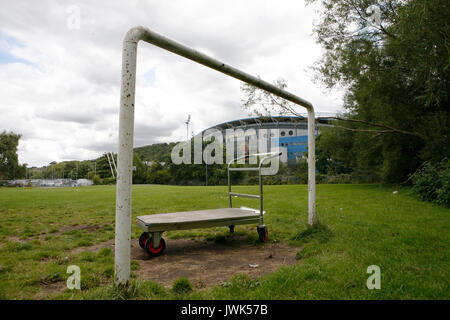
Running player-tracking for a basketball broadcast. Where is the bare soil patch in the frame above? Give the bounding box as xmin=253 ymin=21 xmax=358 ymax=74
xmin=4 ymin=224 xmax=102 ymax=245
xmin=132 ymin=235 xmax=299 ymax=289
xmin=3 ymin=236 xmax=25 ymax=243
xmin=59 ymin=224 xmax=101 ymax=233
xmin=67 ymin=235 xmax=300 ymax=289
xmin=70 ymin=238 xmax=115 ymax=255
xmin=36 ymin=282 xmax=67 ymax=299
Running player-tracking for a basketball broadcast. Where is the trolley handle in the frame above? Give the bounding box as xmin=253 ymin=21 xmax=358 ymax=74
xmin=227 ymin=151 xmax=282 ymax=169
xmin=258 ymin=152 xmax=282 ymax=169
xmin=227 ymin=151 xmax=281 ymax=224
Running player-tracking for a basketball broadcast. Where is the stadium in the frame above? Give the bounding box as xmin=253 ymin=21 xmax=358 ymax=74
xmin=201 ymin=115 xmax=334 ymax=163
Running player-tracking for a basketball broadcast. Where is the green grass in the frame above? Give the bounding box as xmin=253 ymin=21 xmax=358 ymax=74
xmin=0 ymin=184 xmax=448 ymax=299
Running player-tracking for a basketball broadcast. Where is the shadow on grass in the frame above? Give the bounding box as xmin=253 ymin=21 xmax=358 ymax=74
xmin=290 ymin=222 xmax=333 ymax=244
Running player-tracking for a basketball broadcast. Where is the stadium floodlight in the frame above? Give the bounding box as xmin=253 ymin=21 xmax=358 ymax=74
xmin=115 ymin=26 xmax=316 ymax=285
xmin=185 ymin=115 xmax=191 ymax=141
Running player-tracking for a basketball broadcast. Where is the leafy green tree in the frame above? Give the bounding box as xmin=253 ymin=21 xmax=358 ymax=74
xmin=132 ymin=152 xmax=148 ymax=184
xmin=92 ymin=175 xmax=102 ymax=185
xmin=316 ymin=127 xmax=355 ymax=175
xmin=78 ymin=161 xmax=93 ymax=179
xmin=147 ymin=167 xmax=171 ymax=184
xmin=0 ymin=131 xmax=26 ymax=179
xmin=242 ymin=0 xmax=449 ymax=183
xmin=134 ymin=142 xmax=177 ymax=163
xmin=308 ymin=0 xmax=449 ymax=182
xmin=95 ymin=154 xmax=115 ymax=179
xmin=412 ymin=158 xmax=450 ymax=207
xmin=167 ymin=138 xmax=239 ymax=186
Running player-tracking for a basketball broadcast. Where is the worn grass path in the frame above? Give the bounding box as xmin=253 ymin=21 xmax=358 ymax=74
xmin=0 ymin=184 xmax=448 ymax=299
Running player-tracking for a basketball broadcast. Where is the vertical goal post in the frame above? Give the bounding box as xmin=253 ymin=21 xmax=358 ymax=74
xmin=115 ymin=26 xmax=317 ymax=285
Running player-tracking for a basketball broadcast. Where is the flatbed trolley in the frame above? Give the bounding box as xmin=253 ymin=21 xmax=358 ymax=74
xmin=137 ymin=152 xmax=282 ymax=256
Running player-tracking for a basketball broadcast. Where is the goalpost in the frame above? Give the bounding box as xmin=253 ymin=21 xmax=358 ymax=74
xmin=115 ymin=26 xmax=316 ymax=285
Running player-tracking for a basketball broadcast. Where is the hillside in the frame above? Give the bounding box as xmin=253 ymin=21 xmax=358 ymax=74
xmin=134 ymin=142 xmax=178 ymax=163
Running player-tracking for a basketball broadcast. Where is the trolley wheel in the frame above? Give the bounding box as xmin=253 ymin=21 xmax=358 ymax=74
xmin=229 ymin=225 xmax=235 ymax=233
xmin=257 ymin=226 xmax=268 ymax=243
xmin=139 ymin=232 xmax=150 ymax=249
xmin=144 ymin=237 xmax=166 ymax=257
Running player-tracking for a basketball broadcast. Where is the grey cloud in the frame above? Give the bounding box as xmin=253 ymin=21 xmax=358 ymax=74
xmin=81 ymin=140 xmax=117 ymax=153
xmin=134 ymin=121 xmax=182 ymax=147
xmin=37 ymin=109 xmax=97 ymax=124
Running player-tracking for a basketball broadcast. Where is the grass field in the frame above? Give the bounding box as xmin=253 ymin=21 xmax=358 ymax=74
xmin=0 ymin=184 xmax=448 ymax=299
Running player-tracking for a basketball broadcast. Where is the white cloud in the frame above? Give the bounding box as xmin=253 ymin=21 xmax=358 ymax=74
xmin=0 ymin=0 xmax=343 ymax=167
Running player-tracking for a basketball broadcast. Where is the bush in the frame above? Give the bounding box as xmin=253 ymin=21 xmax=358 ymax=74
xmin=147 ymin=169 xmax=171 ymax=184
xmin=412 ymin=158 xmax=449 ymax=207
xmin=436 ymin=176 xmax=450 ymax=207
xmin=295 ymin=173 xmax=308 ymax=184
xmin=316 ymin=174 xmax=328 ymax=184
xmin=327 ymin=174 xmax=352 ymax=184
xmin=92 ymin=175 xmax=102 ymax=185
xmin=263 ymin=176 xmax=283 ymax=185
xmin=102 ymin=177 xmax=116 ymax=185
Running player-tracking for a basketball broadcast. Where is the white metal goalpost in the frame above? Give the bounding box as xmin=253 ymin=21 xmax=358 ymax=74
xmin=115 ymin=26 xmax=317 ymax=285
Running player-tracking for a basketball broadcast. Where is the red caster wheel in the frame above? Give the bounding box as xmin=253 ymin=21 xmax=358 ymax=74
xmin=145 ymin=237 xmax=166 ymax=257
xmin=139 ymin=232 xmax=149 ymax=249
xmin=257 ymin=226 xmax=268 ymax=243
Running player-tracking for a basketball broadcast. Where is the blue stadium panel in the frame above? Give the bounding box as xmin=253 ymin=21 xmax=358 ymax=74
xmin=278 ymin=135 xmax=308 ymax=159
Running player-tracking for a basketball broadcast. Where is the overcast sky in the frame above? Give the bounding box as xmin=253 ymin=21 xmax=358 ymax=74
xmin=0 ymin=0 xmax=344 ymax=167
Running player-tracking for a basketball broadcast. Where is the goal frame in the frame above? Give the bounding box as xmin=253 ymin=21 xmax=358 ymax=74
xmin=115 ymin=26 xmax=316 ymax=285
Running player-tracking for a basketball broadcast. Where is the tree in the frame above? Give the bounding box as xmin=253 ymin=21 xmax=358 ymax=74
xmin=309 ymin=0 xmax=449 ymax=182
xmin=316 ymin=127 xmax=355 ymax=175
xmin=241 ymin=0 xmax=449 ymax=182
xmin=134 ymin=142 xmax=177 ymax=163
xmin=0 ymin=131 xmax=26 ymax=179
xmin=78 ymin=161 xmax=93 ymax=179
xmin=147 ymin=162 xmax=171 ymax=185
xmin=95 ymin=154 xmax=115 ymax=178
xmin=167 ymin=138 xmax=238 ymax=186
xmin=132 ymin=153 xmax=148 ymax=184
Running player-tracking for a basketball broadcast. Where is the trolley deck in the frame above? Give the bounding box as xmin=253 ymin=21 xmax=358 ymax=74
xmin=137 ymin=152 xmax=281 ymax=257
xmin=137 ymin=207 xmax=263 ymax=233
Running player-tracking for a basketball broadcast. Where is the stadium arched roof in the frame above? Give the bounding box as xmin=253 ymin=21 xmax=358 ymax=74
xmin=202 ymin=115 xmax=334 ymax=132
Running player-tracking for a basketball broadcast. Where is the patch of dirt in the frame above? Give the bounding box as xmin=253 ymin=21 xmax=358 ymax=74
xmin=3 ymin=225 xmax=102 ymax=245
xmin=59 ymin=224 xmax=101 ymax=234
xmin=68 ymin=235 xmax=300 ymax=289
xmin=133 ymin=235 xmax=299 ymax=289
xmin=35 ymin=282 xmax=67 ymax=299
xmin=4 ymin=236 xmax=27 ymax=243
xmin=70 ymin=238 xmax=115 ymax=255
